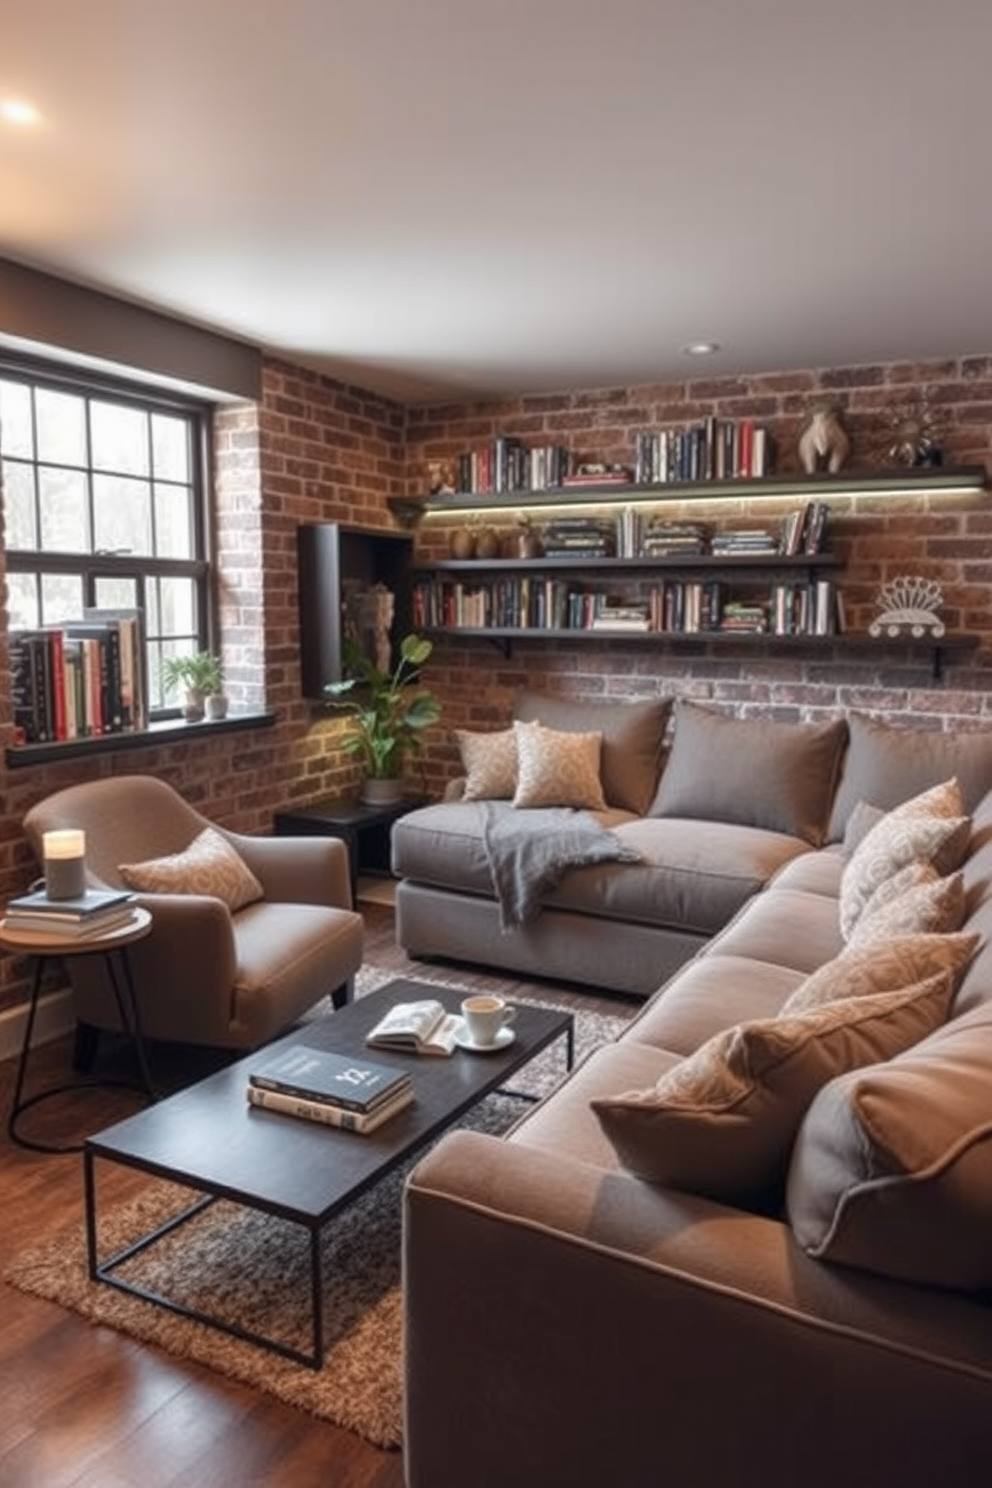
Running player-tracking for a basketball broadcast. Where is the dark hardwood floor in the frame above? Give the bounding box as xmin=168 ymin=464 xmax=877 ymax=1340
xmin=0 ymin=901 xmax=611 ymax=1488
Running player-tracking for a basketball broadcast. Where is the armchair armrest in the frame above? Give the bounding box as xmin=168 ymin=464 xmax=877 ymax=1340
xmin=404 ymin=1130 xmax=992 ymax=1488
xmin=220 ymin=830 xmax=353 ymax=909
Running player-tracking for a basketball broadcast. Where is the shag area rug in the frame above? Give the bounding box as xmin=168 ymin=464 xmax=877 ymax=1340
xmin=4 ymin=966 xmax=631 ymax=1450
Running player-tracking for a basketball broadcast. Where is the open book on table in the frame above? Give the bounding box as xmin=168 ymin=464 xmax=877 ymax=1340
xmin=366 ymin=999 xmax=462 ymax=1057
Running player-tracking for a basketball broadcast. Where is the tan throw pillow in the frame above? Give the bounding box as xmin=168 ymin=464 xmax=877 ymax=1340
xmin=454 ymin=727 xmax=520 ymax=801
xmin=592 ymin=972 xmax=953 ymax=1205
xmin=838 ymin=779 xmax=969 ymax=940
xmin=847 ymin=869 xmax=966 ymax=946
xmin=512 ymin=721 xmax=606 ymax=810
xmin=781 ymin=931 xmax=980 ymax=1016
xmin=119 ymin=826 xmax=264 ymax=911
xmin=787 ymin=1002 xmax=992 ymax=1289
xmin=649 ymin=701 xmax=847 ymax=846
xmin=513 ymin=691 xmax=672 ymax=814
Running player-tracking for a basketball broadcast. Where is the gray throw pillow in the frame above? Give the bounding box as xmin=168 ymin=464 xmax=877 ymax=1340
xmin=649 ymin=701 xmax=847 ymax=846
xmin=513 ymin=691 xmax=671 ymax=815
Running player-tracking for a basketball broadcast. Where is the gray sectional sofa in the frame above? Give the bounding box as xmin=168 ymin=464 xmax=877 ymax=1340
xmin=400 ymin=701 xmax=992 ymax=1488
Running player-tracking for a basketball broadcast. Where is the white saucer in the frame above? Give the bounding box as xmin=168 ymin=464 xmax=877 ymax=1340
xmin=454 ymin=1024 xmax=516 ymax=1053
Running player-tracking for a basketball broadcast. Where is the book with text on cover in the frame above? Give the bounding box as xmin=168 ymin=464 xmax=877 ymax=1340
xmin=249 ymin=1044 xmax=411 ymax=1113
xmin=246 ymin=1081 xmax=414 ymax=1133
xmin=366 ymin=999 xmax=462 ymax=1057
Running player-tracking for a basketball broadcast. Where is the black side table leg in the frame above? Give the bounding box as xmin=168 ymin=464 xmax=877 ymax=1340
xmin=104 ymin=947 xmax=158 ymax=1100
xmin=6 ymin=955 xmax=48 ymax=1148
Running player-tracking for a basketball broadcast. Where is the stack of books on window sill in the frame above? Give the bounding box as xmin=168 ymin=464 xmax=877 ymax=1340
xmin=246 ymin=1045 xmax=414 ymax=1133
xmin=1 ymin=887 xmax=138 ymax=941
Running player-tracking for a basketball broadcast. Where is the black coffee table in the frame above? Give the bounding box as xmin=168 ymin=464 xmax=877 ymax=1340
xmin=84 ymin=979 xmax=573 ymax=1368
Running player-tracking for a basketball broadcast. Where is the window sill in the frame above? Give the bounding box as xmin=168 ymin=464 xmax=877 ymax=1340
xmin=5 ymin=711 xmax=277 ymax=768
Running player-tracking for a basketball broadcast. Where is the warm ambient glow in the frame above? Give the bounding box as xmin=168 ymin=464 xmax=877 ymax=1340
xmin=681 ymin=341 xmax=722 ymax=356
xmin=0 ymin=97 xmax=41 ymax=126
xmin=43 ymin=828 xmax=86 ymax=861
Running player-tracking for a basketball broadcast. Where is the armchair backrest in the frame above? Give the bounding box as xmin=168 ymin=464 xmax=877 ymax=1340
xmin=23 ymin=775 xmax=210 ymax=891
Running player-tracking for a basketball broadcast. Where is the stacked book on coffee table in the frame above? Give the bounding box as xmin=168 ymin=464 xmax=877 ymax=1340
xmin=246 ymin=1044 xmax=413 ymax=1133
xmin=2 ymin=887 xmax=137 ymax=940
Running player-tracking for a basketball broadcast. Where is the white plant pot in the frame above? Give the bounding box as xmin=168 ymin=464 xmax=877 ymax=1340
xmin=205 ymin=693 xmax=229 ymax=721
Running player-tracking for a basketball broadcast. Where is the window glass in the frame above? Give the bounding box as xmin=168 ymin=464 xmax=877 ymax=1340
xmin=0 ymin=361 xmax=211 ymax=728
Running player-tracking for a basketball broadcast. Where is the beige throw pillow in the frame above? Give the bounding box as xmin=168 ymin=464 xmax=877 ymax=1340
xmin=780 ymin=931 xmax=980 ymax=1016
xmin=838 ymin=779 xmax=969 ymax=940
xmin=847 ymin=869 xmax=966 ymax=946
xmin=592 ymin=972 xmax=953 ymax=1204
xmin=119 ymin=826 xmax=264 ymax=911
xmin=512 ymin=721 xmax=606 ymax=810
xmin=454 ymin=726 xmax=520 ymax=801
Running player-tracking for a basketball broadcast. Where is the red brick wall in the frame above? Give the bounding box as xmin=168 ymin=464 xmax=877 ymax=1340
xmin=1 ymin=349 xmax=991 ymax=1018
xmin=405 ymin=358 xmax=992 ymax=795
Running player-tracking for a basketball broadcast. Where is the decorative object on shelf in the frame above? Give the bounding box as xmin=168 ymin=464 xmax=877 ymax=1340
xmin=323 ymin=633 xmax=442 ymax=805
xmin=42 ymin=828 xmax=87 ymax=900
xmin=473 ymin=525 xmax=501 ymax=561
xmin=345 ymin=582 xmax=395 ymax=675
xmin=427 ymin=459 xmax=458 ymax=495
xmin=516 ymin=517 xmax=544 ymax=559
xmin=869 ymin=576 xmax=945 ymax=638
xmin=882 ymin=394 xmax=944 ymax=467
xmin=797 ymin=403 xmax=852 ymax=474
xmin=449 ymin=527 xmax=476 ymax=560
xmin=162 ymin=650 xmax=225 ymax=723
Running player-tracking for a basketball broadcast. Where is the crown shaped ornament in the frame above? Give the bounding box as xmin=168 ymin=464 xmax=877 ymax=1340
xmin=869 ymin=576 xmax=945 ymax=638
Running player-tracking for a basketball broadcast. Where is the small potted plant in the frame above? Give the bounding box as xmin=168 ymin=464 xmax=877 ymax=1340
xmin=162 ymin=650 xmax=225 ymax=722
xmin=324 ymin=633 xmax=441 ymax=803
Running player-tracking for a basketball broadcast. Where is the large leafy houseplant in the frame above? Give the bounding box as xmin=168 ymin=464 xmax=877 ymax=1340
xmin=324 ymin=633 xmax=441 ymax=791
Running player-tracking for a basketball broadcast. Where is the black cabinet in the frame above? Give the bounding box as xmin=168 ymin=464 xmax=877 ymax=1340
xmin=297 ymin=524 xmax=413 ymax=700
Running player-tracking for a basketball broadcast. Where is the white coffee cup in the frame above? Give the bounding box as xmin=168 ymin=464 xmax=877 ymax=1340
xmin=461 ymin=995 xmax=517 ymax=1047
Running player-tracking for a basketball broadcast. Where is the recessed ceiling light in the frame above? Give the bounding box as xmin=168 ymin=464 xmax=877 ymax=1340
xmin=1 ymin=98 xmax=41 ymax=126
xmin=681 ymin=341 xmax=722 ymax=357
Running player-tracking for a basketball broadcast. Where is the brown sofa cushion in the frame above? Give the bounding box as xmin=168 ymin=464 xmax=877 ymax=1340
xmin=787 ymin=1001 xmax=992 ymax=1289
xmin=827 ymin=712 xmax=992 ymax=841
xmin=591 ymin=972 xmax=953 ymax=1204
xmin=513 ymin=690 xmax=671 ymax=815
xmin=649 ymin=702 xmax=847 ymax=846
xmin=119 ymin=825 xmax=263 ymax=910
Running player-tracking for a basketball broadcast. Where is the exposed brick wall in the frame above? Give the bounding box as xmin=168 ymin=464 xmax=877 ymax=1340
xmin=406 ymin=359 xmax=992 ymax=796
xmin=1 ymin=349 xmax=991 ymax=1018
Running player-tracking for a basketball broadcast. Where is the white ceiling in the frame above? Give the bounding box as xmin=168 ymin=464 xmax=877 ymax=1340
xmin=3 ymin=0 xmax=991 ymax=404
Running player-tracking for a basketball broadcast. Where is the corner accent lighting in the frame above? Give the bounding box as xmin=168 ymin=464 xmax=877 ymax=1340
xmin=681 ymin=341 xmax=722 ymax=357
xmin=1 ymin=98 xmax=41 ymax=126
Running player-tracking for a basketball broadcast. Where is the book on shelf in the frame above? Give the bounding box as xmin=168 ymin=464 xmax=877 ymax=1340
xmin=366 ymin=999 xmax=463 ymax=1057
xmin=1 ymin=906 xmax=139 ymax=940
xmin=5 ymin=887 xmax=135 ymax=921
xmin=249 ymin=1044 xmax=411 ymax=1112
xmin=246 ymin=1081 xmax=414 ymax=1134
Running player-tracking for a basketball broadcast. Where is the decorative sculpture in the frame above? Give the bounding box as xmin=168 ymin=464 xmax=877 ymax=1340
xmin=869 ymin=576 xmax=945 ymax=638
xmin=797 ymin=403 xmax=852 ymax=474
xmin=347 ymin=583 xmax=395 ymax=673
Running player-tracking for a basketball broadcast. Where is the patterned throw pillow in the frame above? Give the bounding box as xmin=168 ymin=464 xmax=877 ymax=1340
xmin=454 ymin=726 xmax=520 ymax=801
xmin=847 ymin=867 xmax=966 ymax=946
xmin=838 ymin=779 xmax=969 ymax=940
xmin=119 ymin=826 xmax=264 ymax=910
xmin=512 ymin=721 xmax=606 ymax=810
xmin=591 ymin=972 xmax=953 ymax=1204
xmin=780 ymin=930 xmax=980 ymax=1015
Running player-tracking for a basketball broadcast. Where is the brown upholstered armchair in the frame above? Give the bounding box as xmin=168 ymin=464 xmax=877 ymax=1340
xmin=22 ymin=775 xmax=364 ymax=1059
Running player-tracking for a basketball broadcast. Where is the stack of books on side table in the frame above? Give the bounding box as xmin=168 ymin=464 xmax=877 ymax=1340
xmin=2 ymin=887 xmax=138 ymax=941
xmin=246 ymin=1045 xmax=414 ymax=1133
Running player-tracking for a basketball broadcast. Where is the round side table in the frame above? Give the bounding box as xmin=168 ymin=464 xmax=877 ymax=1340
xmin=2 ymin=906 xmax=155 ymax=1153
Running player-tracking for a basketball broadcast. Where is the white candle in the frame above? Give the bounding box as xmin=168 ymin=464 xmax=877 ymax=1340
xmin=43 ymin=828 xmax=87 ymax=900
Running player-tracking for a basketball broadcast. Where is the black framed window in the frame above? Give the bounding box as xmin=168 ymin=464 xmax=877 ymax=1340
xmin=0 ymin=356 xmax=213 ymax=717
